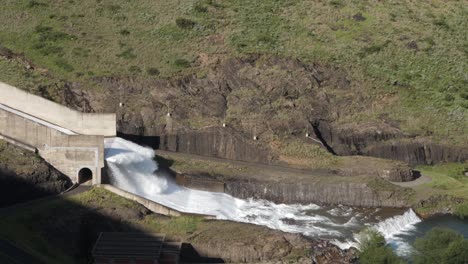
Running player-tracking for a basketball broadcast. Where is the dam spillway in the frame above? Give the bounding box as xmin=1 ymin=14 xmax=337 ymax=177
xmin=104 ymin=137 xmax=422 ymax=254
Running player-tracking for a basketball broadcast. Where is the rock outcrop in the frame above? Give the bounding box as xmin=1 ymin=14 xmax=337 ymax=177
xmin=55 ymin=55 xmax=466 ymax=165
xmin=313 ymin=121 xmax=468 ymax=165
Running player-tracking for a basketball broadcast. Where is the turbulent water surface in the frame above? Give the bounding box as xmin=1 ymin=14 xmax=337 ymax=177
xmin=104 ymin=137 xmax=468 ymax=257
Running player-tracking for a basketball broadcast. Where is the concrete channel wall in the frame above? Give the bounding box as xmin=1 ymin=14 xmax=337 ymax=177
xmin=99 ymin=184 xmax=216 ymax=219
xmin=0 ymin=106 xmax=105 ymax=184
xmin=0 ymin=82 xmax=116 ymax=136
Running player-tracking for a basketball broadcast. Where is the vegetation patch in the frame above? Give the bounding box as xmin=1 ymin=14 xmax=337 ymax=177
xmin=455 ymin=202 xmax=468 ymax=219
xmin=358 ymin=229 xmax=404 ymax=264
xmin=412 ymin=228 xmax=468 ymax=264
xmin=412 ymin=163 xmax=468 ymax=216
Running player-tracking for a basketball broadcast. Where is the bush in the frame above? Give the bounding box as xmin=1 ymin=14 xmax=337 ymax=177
xmin=329 ymin=0 xmax=344 ymax=8
xmin=194 ymin=3 xmax=208 ymax=13
xmin=455 ymin=202 xmax=468 ymax=219
xmin=174 ymin=59 xmax=191 ymax=68
xmin=54 ymin=59 xmax=74 ymax=72
xmin=128 ymin=66 xmax=141 ymax=73
xmin=412 ymin=228 xmax=468 ymax=264
xmin=146 ymin=67 xmax=160 ymax=76
xmin=359 ymin=41 xmax=390 ymax=58
xmin=175 ymin=18 xmax=196 ymax=29
xmin=34 ymin=25 xmax=75 ymax=42
xmin=27 ymin=0 xmax=47 ymax=8
xmin=119 ymin=29 xmax=130 ymax=35
xmin=359 ymin=229 xmax=404 ymax=264
xmin=444 ymin=94 xmax=455 ymax=102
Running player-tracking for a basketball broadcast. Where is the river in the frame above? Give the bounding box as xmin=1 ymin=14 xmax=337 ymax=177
xmin=104 ymin=137 xmax=468 ymax=258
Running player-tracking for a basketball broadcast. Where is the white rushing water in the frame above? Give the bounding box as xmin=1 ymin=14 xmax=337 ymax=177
xmin=104 ymin=137 xmax=421 ymax=252
xmin=375 ymin=209 xmax=422 ymax=256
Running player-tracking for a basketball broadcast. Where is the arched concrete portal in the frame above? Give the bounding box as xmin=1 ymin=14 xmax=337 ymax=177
xmin=78 ymin=168 xmax=93 ymax=184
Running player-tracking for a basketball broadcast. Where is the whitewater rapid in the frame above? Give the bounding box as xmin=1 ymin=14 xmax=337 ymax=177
xmin=104 ymin=137 xmax=421 ymax=254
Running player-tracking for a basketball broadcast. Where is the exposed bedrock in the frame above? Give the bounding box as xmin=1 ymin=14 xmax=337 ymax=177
xmin=181 ymin=171 xmax=413 ymax=208
xmin=59 ymin=55 xmax=466 ymax=165
xmin=225 ymin=179 xmax=410 ymax=208
xmin=313 ymin=121 xmax=468 ymax=165
xmin=158 ymin=128 xmax=274 ymax=164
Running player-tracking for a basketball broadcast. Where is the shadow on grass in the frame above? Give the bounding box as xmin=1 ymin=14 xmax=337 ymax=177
xmin=0 ymin=166 xmax=72 ymax=208
xmin=0 ymin=177 xmax=224 ymax=264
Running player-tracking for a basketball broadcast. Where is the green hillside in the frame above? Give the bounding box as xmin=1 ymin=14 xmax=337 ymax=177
xmin=0 ymin=0 xmax=467 ymax=144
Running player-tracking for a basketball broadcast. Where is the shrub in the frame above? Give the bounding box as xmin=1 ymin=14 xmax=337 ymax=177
xmin=27 ymin=0 xmax=47 ymax=8
xmin=359 ymin=41 xmax=390 ymax=58
xmin=359 ymin=229 xmax=404 ymax=264
xmin=174 ymin=59 xmax=191 ymax=68
xmin=129 ymin=66 xmax=141 ymax=73
xmin=54 ymin=59 xmax=74 ymax=72
xmin=34 ymin=25 xmax=75 ymax=42
xmin=329 ymin=0 xmax=344 ymax=8
xmin=412 ymin=228 xmax=468 ymax=264
xmin=444 ymin=94 xmax=455 ymax=102
xmin=194 ymin=3 xmax=208 ymax=13
xmin=176 ymin=18 xmax=196 ymax=29
xmin=455 ymin=202 xmax=468 ymax=219
xmin=146 ymin=67 xmax=160 ymax=76
xmin=32 ymin=42 xmax=64 ymax=56
xmin=119 ymin=29 xmax=130 ymax=35
xmin=433 ymin=18 xmax=450 ymax=30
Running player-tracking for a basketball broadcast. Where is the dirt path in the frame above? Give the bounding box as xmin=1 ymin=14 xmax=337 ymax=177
xmin=391 ymin=174 xmax=432 ymax=188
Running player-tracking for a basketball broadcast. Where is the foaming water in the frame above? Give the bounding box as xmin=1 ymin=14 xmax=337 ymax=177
xmin=104 ymin=137 xmax=421 ymax=249
xmin=375 ymin=209 xmax=421 ymax=256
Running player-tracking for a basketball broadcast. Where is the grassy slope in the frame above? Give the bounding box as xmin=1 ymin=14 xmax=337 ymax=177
xmin=0 ymin=0 xmax=466 ymax=144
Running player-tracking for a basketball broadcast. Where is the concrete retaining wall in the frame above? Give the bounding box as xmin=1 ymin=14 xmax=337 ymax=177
xmin=99 ymin=184 xmax=216 ymax=219
xmin=0 ymin=82 xmax=115 ymax=136
xmin=0 ymin=105 xmax=104 ymax=184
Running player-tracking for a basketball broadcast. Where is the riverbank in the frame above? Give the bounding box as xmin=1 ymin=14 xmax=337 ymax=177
xmin=156 ymin=150 xmax=468 ymax=218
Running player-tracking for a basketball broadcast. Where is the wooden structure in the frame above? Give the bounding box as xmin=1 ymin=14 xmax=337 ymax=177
xmin=92 ymin=232 xmax=181 ymax=264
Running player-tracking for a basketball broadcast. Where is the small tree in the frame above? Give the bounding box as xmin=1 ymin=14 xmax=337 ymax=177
xmin=359 ymin=229 xmax=404 ymax=264
xmin=412 ymin=228 xmax=468 ymax=264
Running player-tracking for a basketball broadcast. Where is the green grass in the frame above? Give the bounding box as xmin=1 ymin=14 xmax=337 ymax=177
xmin=0 ymin=0 xmax=466 ymax=144
xmin=418 ymin=163 xmax=468 ymax=195
xmin=144 ymin=215 xmax=203 ymax=236
xmin=412 ymin=163 xmax=468 ymax=215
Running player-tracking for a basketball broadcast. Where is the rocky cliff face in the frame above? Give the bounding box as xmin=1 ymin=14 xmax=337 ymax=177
xmin=225 ymin=178 xmax=411 ymax=208
xmin=0 ymin=140 xmax=72 ymax=207
xmin=313 ymin=121 xmax=468 ymax=165
xmin=59 ymin=55 xmax=466 ymax=165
